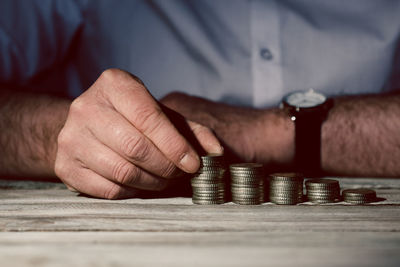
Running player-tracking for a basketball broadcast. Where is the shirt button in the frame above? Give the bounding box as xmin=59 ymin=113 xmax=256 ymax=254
xmin=260 ymin=48 xmax=273 ymax=60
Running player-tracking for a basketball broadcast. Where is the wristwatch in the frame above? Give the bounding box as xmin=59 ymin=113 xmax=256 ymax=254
xmin=281 ymin=89 xmax=333 ymax=177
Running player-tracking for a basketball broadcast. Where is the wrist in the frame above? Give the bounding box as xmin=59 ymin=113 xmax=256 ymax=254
xmin=253 ymin=108 xmax=295 ymax=166
xmin=0 ymin=92 xmax=70 ymax=178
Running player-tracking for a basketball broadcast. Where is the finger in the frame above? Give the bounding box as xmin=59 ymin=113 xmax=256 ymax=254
xmin=187 ymin=121 xmax=224 ymax=155
xmin=55 ymin=152 xmax=139 ymax=199
xmin=76 ymin=135 xmax=168 ymax=191
xmin=87 ymin=105 xmax=178 ymax=179
xmin=100 ymin=69 xmax=200 ymax=173
xmin=73 ymin=168 xmax=140 ymax=199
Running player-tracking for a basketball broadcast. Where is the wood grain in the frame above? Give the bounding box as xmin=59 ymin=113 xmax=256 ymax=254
xmin=0 ymin=177 xmax=399 ymax=267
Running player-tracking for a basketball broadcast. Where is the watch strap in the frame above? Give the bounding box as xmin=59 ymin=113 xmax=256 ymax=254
xmin=294 ymin=115 xmax=323 ymax=177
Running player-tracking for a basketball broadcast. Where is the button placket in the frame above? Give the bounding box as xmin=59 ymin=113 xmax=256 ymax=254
xmin=250 ymin=0 xmax=283 ymax=107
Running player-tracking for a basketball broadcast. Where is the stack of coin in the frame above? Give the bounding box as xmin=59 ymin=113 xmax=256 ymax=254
xmin=230 ymin=163 xmax=265 ymax=205
xmin=305 ymin=179 xmax=340 ymax=203
xmin=269 ymin=173 xmax=304 ymax=205
xmin=342 ymin=189 xmax=377 ymax=204
xmin=191 ymin=154 xmax=227 ymax=205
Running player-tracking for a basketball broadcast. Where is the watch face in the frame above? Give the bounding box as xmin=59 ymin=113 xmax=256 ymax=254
xmin=285 ymin=89 xmax=326 ymax=108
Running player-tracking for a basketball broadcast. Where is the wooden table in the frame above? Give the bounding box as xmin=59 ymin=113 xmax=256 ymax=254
xmin=1 ymin=178 xmax=400 ymax=267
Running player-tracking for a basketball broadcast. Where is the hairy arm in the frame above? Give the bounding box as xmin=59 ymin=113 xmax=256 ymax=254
xmin=161 ymin=92 xmax=400 ymax=177
xmin=0 ymin=69 xmax=222 ymax=199
xmin=322 ymin=93 xmax=400 ymax=177
xmin=0 ymin=90 xmax=70 ymax=179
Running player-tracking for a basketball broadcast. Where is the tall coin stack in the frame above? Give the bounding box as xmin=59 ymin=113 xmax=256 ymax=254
xmin=230 ymin=163 xmax=265 ymax=205
xmin=191 ymin=154 xmax=227 ymax=205
xmin=269 ymin=173 xmax=304 ymax=205
xmin=342 ymin=189 xmax=377 ymax=204
xmin=305 ymin=179 xmax=340 ymax=203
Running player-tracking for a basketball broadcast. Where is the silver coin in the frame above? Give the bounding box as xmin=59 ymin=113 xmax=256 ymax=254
xmin=192 ymin=192 xmax=225 ymax=196
xmin=269 ymin=192 xmax=303 ymax=197
xmin=231 ymin=178 xmax=264 ymax=183
xmin=270 ymin=195 xmax=303 ymax=200
xmin=231 ymin=174 xmax=264 ymax=178
xmin=232 ymin=200 xmax=262 ymax=205
xmin=193 ymin=174 xmax=225 ymax=178
xmin=269 ymin=172 xmax=303 ymax=180
xmin=342 ymin=189 xmax=376 ymax=198
xmin=308 ymin=199 xmax=337 ymax=203
xmin=232 ymin=195 xmax=261 ymax=199
xmin=193 ymin=197 xmax=225 ymax=202
xmin=232 ymin=195 xmax=262 ymax=200
xmin=196 ymin=168 xmax=226 ymax=174
xmin=269 ymin=194 xmax=302 ymax=198
xmin=191 ymin=180 xmax=225 ymax=186
xmin=231 ymin=184 xmax=262 ymax=188
xmin=230 ymin=162 xmax=263 ymax=169
xmin=307 ymin=188 xmax=340 ymax=193
xmin=192 ymin=178 xmax=225 ymax=183
xmin=305 ymin=178 xmax=339 ymax=186
xmin=270 ymin=187 xmax=303 ymax=191
xmin=342 ymin=195 xmax=375 ymax=200
xmin=343 ymin=199 xmax=374 ymax=204
xmin=232 ymin=188 xmax=262 ymax=192
xmin=270 ymin=189 xmax=302 ymax=194
xmin=307 ymin=195 xmax=337 ymax=200
xmin=232 ymin=183 xmax=264 ymax=187
xmin=192 ymin=199 xmax=225 ymax=205
xmin=270 ymin=200 xmax=299 ymax=205
xmin=201 ymin=154 xmax=225 ymax=164
xmin=307 ymin=191 xmax=340 ymax=196
xmin=269 ymin=182 xmax=303 ymax=187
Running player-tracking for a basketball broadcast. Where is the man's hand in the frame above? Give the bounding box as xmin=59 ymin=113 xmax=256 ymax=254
xmin=161 ymin=91 xmax=400 ymax=178
xmin=55 ymin=69 xmax=223 ymax=199
xmin=161 ymin=92 xmax=295 ymax=167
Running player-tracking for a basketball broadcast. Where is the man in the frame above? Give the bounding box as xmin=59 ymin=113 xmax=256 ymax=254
xmin=0 ymin=0 xmax=399 ymax=199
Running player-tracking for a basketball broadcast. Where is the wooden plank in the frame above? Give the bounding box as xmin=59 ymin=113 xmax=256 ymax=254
xmin=2 ymin=177 xmax=400 ymax=190
xmin=1 ymin=188 xmax=399 ymax=232
xmin=0 ymin=178 xmax=399 ymax=267
xmin=1 ymin=232 xmax=400 ymax=267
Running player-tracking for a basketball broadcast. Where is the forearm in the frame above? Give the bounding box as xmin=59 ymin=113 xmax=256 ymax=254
xmin=162 ymin=92 xmax=400 ymax=177
xmin=321 ymin=93 xmax=400 ymax=177
xmin=253 ymin=93 xmax=400 ymax=177
xmin=161 ymin=93 xmax=294 ymax=165
xmin=0 ymin=90 xmax=70 ymax=179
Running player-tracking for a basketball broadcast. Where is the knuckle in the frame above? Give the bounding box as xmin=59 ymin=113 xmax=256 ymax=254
xmin=69 ymin=97 xmax=87 ymax=116
xmin=159 ymin=162 xmax=178 ymax=178
xmin=100 ymin=68 xmax=124 ymax=83
xmin=104 ymin=183 xmax=125 ymax=200
xmin=134 ymin=105 xmax=164 ymax=131
xmin=112 ymin=161 xmax=139 ymax=185
xmin=193 ymin=124 xmax=210 ymax=134
xmin=165 ymin=137 xmax=189 ymax=160
xmin=121 ymin=135 xmax=150 ymax=162
xmin=57 ymin=128 xmax=73 ymax=147
xmin=54 ymin=158 xmax=67 ymax=178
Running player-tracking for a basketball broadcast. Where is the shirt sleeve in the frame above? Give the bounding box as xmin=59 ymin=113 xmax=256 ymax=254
xmin=0 ymin=0 xmax=84 ymax=85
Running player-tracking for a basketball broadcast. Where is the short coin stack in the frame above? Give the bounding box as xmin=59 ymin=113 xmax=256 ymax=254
xmin=342 ymin=189 xmax=377 ymax=204
xmin=306 ymin=179 xmax=340 ymax=203
xmin=269 ymin=173 xmax=304 ymax=205
xmin=191 ymin=154 xmax=227 ymax=205
xmin=230 ymin=163 xmax=265 ymax=205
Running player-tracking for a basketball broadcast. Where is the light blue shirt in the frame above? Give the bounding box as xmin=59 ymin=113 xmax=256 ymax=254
xmin=1 ymin=0 xmax=399 ymax=108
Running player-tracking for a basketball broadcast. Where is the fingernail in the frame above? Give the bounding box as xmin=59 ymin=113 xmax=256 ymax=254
xmin=210 ymin=145 xmax=224 ymax=155
xmin=179 ymin=152 xmax=200 ymax=173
